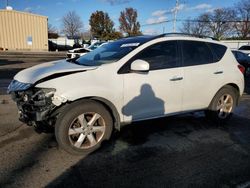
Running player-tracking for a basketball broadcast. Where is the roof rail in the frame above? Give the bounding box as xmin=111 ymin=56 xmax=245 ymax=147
xmin=158 ymin=33 xmax=219 ymax=41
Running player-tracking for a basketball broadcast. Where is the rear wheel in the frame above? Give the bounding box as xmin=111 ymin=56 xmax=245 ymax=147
xmin=55 ymin=100 xmax=113 ymax=155
xmin=205 ymin=86 xmax=238 ymax=123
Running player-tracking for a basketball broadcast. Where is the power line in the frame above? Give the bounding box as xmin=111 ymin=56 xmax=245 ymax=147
xmin=141 ymin=20 xmax=172 ymax=27
xmin=178 ymin=19 xmax=250 ymax=23
xmin=141 ymin=19 xmax=250 ymax=27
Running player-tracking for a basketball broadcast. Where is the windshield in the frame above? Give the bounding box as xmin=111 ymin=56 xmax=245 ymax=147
xmin=74 ymin=35 xmax=159 ymax=66
xmin=76 ymin=41 xmax=139 ymax=66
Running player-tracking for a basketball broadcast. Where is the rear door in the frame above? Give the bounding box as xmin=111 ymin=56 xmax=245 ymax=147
xmin=180 ymin=40 xmax=225 ymax=111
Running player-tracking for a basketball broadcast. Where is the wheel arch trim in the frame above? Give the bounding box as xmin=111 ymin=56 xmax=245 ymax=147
xmin=210 ymin=83 xmax=241 ymax=107
xmin=89 ymin=97 xmax=121 ymax=131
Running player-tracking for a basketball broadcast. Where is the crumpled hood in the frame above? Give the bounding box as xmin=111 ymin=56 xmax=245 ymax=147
xmin=14 ymin=59 xmax=97 ymax=84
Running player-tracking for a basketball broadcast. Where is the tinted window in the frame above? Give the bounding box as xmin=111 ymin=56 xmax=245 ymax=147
xmin=136 ymin=41 xmax=178 ymax=70
xmin=207 ymin=43 xmax=227 ymax=62
xmin=132 ymin=41 xmax=179 ymax=71
xmin=239 ymin=45 xmax=250 ymax=50
xmin=118 ymin=41 xmax=179 ymax=74
xmin=182 ymin=41 xmax=214 ymax=66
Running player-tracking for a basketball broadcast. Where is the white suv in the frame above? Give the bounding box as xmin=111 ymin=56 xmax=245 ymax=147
xmin=8 ymin=33 xmax=245 ymax=155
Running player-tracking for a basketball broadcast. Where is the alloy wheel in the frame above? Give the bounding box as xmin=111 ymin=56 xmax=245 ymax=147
xmin=216 ymin=94 xmax=234 ymax=119
xmin=68 ymin=112 xmax=106 ymax=149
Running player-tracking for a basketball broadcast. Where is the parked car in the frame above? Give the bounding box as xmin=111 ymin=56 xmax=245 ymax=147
xmin=8 ymin=33 xmax=245 ymax=155
xmin=232 ymin=50 xmax=250 ymax=75
xmin=66 ymin=42 xmax=107 ymax=60
xmin=66 ymin=48 xmax=91 ymax=60
xmin=238 ymin=45 xmax=250 ymax=56
xmin=48 ymin=40 xmax=57 ymax=51
xmin=48 ymin=40 xmax=73 ymax=51
xmin=72 ymin=43 xmax=82 ymax=49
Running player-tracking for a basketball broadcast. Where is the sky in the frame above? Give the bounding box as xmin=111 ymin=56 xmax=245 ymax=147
xmin=0 ymin=0 xmax=241 ymax=35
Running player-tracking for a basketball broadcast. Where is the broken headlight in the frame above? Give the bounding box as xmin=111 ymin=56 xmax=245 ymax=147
xmin=7 ymin=80 xmax=32 ymax=94
xmin=32 ymin=88 xmax=56 ymax=100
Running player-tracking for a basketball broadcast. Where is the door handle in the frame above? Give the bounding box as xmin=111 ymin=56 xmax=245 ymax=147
xmin=214 ymin=71 xmax=223 ymax=74
xmin=170 ymin=77 xmax=183 ymax=81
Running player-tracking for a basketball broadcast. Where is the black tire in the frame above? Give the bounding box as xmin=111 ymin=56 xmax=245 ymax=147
xmin=205 ymin=86 xmax=238 ymax=124
xmin=55 ymin=99 xmax=113 ymax=155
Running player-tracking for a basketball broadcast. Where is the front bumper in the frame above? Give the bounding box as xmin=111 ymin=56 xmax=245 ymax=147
xmin=10 ymin=88 xmax=56 ymax=124
xmin=18 ymin=107 xmax=51 ymax=124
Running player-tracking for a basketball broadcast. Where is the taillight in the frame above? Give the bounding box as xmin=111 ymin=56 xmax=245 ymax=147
xmin=238 ymin=64 xmax=245 ymax=74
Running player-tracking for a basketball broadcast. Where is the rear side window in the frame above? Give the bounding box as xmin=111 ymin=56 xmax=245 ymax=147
xmin=181 ymin=41 xmax=214 ymax=66
xmin=207 ymin=43 xmax=227 ymax=62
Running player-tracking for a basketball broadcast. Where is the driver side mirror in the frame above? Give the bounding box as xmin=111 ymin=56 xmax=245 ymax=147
xmin=130 ymin=59 xmax=150 ymax=73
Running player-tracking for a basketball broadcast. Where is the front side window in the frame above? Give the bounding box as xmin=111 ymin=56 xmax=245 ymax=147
xmin=134 ymin=41 xmax=179 ymax=70
xmin=181 ymin=40 xmax=214 ymax=67
xmin=119 ymin=40 xmax=179 ymax=73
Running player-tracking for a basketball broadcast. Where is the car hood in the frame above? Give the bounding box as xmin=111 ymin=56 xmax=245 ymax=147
xmin=14 ymin=59 xmax=97 ymax=84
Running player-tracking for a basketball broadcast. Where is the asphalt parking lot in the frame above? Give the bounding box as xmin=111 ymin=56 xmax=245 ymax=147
xmin=0 ymin=54 xmax=250 ymax=188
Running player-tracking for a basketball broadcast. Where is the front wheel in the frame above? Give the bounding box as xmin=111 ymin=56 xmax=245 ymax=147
xmin=205 ymin=86 xmax=238 ymax=123
xmin=55 ymin=100 xmax=113 ymax=155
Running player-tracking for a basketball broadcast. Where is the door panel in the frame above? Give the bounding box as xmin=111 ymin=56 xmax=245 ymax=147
xmin=122 ymin=68 xmax=183 ymax=122
xmin=121 ymin=40 xmax=183 ymax=122
xmin=180 ymin=40 xmax=224 ymax=111
xmin=182 ymin=64 xmax=223 ymax=110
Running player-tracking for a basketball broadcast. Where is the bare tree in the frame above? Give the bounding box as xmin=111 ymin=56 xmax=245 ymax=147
xmin=48 ymin=23 xmax=59 ymax=38
xmin=207 ymin=8 xmax=235 ymax=39
xmin=119 ymin=7 xmax=141 ymax=36
xmin=180 ymin=14 xmax=210 ymax=36
xmin=234 ymin=0 xmax=250 ymax=38
xmin=62 ymin=11 xmax=83 ymax=38
xmin=48 ymin=23 xmax=57 ymax=33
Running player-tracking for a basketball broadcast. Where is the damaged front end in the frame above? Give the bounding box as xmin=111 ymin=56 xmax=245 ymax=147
xmin=8 ymin=80 xmax=59 ymax=132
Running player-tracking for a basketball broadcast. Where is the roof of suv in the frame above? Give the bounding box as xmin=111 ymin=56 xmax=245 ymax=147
xmin=114 ymin=35 xmax=160 ymax=46
xmin=117 ymin=33 xmax=219 ymax=46
xmin=106 ymin=33 xmax=224 ymax=52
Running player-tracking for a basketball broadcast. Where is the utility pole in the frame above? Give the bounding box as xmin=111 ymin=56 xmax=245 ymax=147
xmin=173 ymin=0 xmax=179 ymax=32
